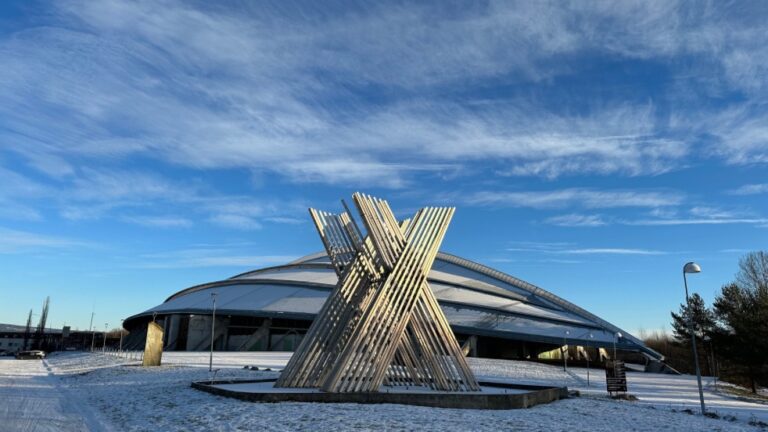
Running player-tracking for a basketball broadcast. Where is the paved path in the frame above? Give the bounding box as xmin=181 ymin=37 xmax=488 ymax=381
xmin=0 ymin=358 xmax=111 ymax=432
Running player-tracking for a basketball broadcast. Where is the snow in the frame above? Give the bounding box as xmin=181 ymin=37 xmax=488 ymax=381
xmin=1 ymin=352 xmax=766 ymax=431
xmin=469 ymin=357 xmax=768 ymax=423
xmin=0 ymin=357 xmax=113 ymax=431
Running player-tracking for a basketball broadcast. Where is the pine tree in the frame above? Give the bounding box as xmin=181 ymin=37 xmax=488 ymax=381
xmin=712 ymin=252 xmax=768 ymax=394
xmin=670 ymin=293 xmax=715 ymax=344
xmin=670 ymin=292 xmax=716 ymax=374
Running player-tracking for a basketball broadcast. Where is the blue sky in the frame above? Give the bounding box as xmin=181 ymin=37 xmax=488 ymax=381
xmin=1 ymin=1 xmax=767 ymax=335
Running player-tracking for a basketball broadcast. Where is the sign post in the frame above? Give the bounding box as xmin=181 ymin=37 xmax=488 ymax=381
xmin=605 ymin=360 xmax=627 ymax=396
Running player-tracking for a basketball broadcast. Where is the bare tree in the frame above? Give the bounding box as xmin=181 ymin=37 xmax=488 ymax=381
xmin=736 ymin=251 xmax=768 ymax=292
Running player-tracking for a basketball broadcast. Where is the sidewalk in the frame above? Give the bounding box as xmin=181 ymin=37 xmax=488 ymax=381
xmin=0 ymin=357 xmax=111 ymax=432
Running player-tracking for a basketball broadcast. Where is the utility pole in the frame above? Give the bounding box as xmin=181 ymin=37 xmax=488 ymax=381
xmin=102 ymin=323 xmax=108 ymax=352
xmin=209 ymin=292 xmax=218 ymax=372
xmin=119 ymin=319 xmax=124 ymax=354
xmin=89 ymin=311 xmax=96 ymax=352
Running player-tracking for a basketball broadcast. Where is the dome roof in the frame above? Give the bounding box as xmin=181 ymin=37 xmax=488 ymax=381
xmin=126 ymin=251 xmax=661 ymax=359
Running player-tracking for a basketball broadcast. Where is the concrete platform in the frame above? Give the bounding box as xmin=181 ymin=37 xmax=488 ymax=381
xmin=191 ymin=378 xmax=568 ymax=410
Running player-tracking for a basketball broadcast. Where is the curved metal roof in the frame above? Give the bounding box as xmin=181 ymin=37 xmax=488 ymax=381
xmin=126 ymin=251 xmax=662 ymax=359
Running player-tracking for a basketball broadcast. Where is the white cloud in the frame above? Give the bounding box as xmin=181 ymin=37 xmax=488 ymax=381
xmin=0 ymin=227 xmax=93 ymax=253
xmin=728 ymin=183 xmax=768 ymax=195
xmin=135 ymin=247 xmax=296 ymax=268
xmin=351 ymin=102 xmax=688 ymax=179
xmin=706 ymin=108 xmax=768 ymax=165
xmin=466 ymin=188 xmax=682 ymax=209
xmin=123 ymin=215 xmax=193 ymax=228
xmin=557 ymin=248 xmax=665 ymax=255
xmin=0 ymin=162 xmax=310 ymax=229
xmin=505 ymin=241 xmax=665 ymax=256
xmin=1 ymin=0 xmax=764 ymax=191
xmin=264 ymin=217 xmax=305 ymax=225
xmin=625 ymin=218 xmax=768 ymax=226
xmin=208 ymin=214 xmax=262 ymax=231
xmin=0 ymin=198 xmax=43 ymax=222
xmin=544 ymin=214 xmax=606 ymax=227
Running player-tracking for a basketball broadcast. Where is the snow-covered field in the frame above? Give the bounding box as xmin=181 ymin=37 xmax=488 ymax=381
xmin=1 ymin=352 xmax=766 ymax=431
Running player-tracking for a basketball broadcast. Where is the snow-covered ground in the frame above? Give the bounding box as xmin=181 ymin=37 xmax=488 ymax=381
xmin=1 ymin=352 xmax=766 ymax=431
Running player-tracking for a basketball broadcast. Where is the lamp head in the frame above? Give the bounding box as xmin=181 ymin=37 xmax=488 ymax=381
xmin=683 ymin=262 xmax=702 ymax=274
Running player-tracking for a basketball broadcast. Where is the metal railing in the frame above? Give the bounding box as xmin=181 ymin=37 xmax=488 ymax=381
xmin=97 ymin=347 xmax=145 ymax=362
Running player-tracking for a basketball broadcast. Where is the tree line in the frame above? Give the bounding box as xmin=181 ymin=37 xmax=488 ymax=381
xmin=658 ymin=251 xmax=767 ymax=393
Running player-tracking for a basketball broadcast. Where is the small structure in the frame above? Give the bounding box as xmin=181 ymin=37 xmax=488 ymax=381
xmin=142 ymin=321 xmax=164 ymax=366
xmin=605 ymin=360 xmax=628 ymax=396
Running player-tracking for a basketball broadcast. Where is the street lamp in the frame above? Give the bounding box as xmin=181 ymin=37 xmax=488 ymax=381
xmin=209 ymin=292 xmax=218 ymax=372
xmin=562 ymin=330 xmax=570 ymax=372
xmin=613 ymin=332 xmax=622 ymax=360
xmin=683 ymin=261 xmax=706 ymax=415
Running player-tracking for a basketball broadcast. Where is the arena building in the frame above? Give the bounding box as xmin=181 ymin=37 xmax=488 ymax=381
xmin=123 ymin=251 xmax=664 ymax=367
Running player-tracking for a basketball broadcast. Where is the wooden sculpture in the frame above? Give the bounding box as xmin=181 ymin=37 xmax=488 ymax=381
xmin=275 ymin=193 xmax=479 ymax=393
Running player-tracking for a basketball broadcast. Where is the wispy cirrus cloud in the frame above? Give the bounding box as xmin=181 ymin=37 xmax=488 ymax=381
xmin=134 ymin=247 xmax=296 ymax=269
xmin=625 ymin=217 xmax=768 ymax=226
xmin=0 ymin=164 xmax=308 ymax=230
xmin=208 ymin=214 xmax=262 ymax=231
xmin=621 ymin=205 xmax=768 ymax=227
xmin=0 ymin=227 xmax=94 ymax=253
xmin=122 ymin=215 xmax=193 ymax=228
xmin=1 ymin=0 xmax=766 ymax=191
xmin=728 ymin=183 xmax=768 ymax=195
xmin=505 ymin=241 xmax=666 ymax=256
xmin=542 ymin=206 xmax=768 ymax=228
xmin=465 ymin=188 xmax=682 ymax=209
xmin=557 ymin=248 xmax=665 ymax=255
xmin=544 ymin=214 xmax=607 ymax=227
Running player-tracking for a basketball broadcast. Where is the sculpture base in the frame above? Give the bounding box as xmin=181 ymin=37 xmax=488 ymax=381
xmin=191 ymin=378 xmax=567 ymax=410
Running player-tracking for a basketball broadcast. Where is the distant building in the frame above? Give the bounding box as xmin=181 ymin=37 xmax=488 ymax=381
xmin=0 ymin=324 xmax=115 ymax=353
xmin=0 ymin=333 xmax=25 ymax=353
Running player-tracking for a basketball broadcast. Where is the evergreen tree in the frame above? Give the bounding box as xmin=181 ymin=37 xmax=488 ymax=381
xmin=712 ymin=252 xmax=768 ymax=394
xmin=670 ymin=293 xmax=715 ymax=344
xmin=670 ymin=293 xmax=717 ymax=375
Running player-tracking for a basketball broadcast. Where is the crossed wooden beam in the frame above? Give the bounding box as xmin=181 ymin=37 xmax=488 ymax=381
xmin=275 ymin=193 xmax=479 ymax=393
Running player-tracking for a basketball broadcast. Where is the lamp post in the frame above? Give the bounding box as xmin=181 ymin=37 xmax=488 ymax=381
xmin=613 ymin=332 xmax=622 ymax=360
xmin=89 ymin=312 xmax=95 ymax=352
xmin=209 ymin=292 xmax=218 ymax=372
xmin=683 ymin=261 xmax=706 ymax=416
xmin=563 ymin=330 xmax=570 ymax=372
xmin=587 ymin=333 xmax=594 ymax=387
xmin=703 ymin=335 xmax=717 ymax=390
xmin=119 ymin=319 xmax=124 ymax=354
xmin=102 ymin=323 xmax=108 ymax=352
